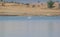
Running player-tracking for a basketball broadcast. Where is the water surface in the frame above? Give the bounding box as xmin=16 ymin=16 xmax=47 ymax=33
xmin=0 ymin=16 xmax=60 ymax=37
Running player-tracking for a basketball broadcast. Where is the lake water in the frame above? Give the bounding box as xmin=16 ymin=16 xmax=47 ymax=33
xmin=0 ymin=16 xmax=60 ymax=37
xmin=0 ymin=16 xmax=60 ymax=21
xmin=7 ymin=0 xmax=60 ymax=3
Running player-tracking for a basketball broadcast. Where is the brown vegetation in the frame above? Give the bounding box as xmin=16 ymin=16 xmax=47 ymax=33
xmin=0 ymin=2 xmax=60 ymax=16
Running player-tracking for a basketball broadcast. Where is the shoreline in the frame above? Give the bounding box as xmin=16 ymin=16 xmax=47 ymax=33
xmin=0 ymin=3 xmax=60 ymax=16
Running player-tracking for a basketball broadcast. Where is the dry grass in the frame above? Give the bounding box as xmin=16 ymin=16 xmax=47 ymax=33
xmin=0 ymin=3 xmax=60 ymax=16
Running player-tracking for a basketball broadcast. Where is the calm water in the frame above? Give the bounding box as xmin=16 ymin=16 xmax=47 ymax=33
xmin=0 ymin=16 xmax=60 ymax=21
xmin=0 ymin=16 xmax=60 ymax=37
xmin=6 ymin=0 xmax=60 ymax=3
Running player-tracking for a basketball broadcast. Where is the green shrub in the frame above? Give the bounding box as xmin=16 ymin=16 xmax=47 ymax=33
xmin=0 ymin=0 xmax=3 ymax=2
xmin=47 ymin=0 xmax=54 ymax=8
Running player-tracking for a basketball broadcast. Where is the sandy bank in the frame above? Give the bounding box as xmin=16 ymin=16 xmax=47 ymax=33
xmin=0 ymin=3 xmax=60 ymax=16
